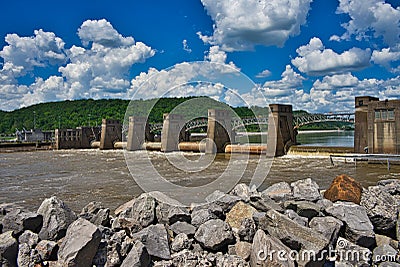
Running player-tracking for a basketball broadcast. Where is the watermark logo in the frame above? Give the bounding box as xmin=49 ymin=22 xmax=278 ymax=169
xmin=256 ymin=238 xmax=373 ymax=263
xmin=123 ymin=61 xmax=275 ymax=207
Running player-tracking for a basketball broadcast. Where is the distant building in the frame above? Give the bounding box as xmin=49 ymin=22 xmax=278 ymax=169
xmin=354 ymin=96 xmax=400 ymax=154
xmin=16 ymin=129 xmax=53 ymax=142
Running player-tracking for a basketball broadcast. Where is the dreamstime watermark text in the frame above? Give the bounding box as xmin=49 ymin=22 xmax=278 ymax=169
xmin=257 ymin=242 xmax=373 ymax=263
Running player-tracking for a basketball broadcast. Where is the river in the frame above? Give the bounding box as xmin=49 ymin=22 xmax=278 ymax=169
xmin=1 ymin=131 xmax=399 ymax=212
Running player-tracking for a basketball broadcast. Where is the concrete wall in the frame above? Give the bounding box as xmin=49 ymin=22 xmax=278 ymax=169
xmin=367 ymin=100 xmax=400 ymax=154
xmin=268 ymin=104 xmax=296 ymax=156
xmin=55 ymin=127 xmax=100 ymax=149
xmin=354 ymin=96 xmax=379 ymax=153
xmin=100 ymin=119 xmax=122 ymax=150
xmin=126 ymin=116 xmax=147 ymax=151
xmin=206 ymin=109 xmax=233 ymax=153
xmin=161 ymin=113 xmax=186 ymax=152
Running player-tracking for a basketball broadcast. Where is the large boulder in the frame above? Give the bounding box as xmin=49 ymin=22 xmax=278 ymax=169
xmin=205 ymin=190 xmax=241 ymax=212
xmin=0 ymin=231 xmax=18 ymax=267
xmin=309 ymin=216 xmax=343 ymax=247
xmin=191 ymin=207 xmax=220 ymax=228
xmin=225 ymin=201 xmax=257 ymax=229
xmin=2 ymin=208 xmax=43 ymax=235
xmin=115 ymin=193 xmax=156 ymax=233
xmin=284 ymin=200 xmax=323 ymax=220
xmin=261 ymin=181 xmax=293 ymax=202
xmin=361 ymin=185 xmax=398 ymax=237
xmin=258 ymin=209 xmax=329 ymax=266
xmin=291 ymin=178 xmax=322 ymax=202
xmin=326 ymin=201 xmax=375 ymax=249
xmin=57 ymin=218 xmax=102 ymax=267
xmin=169 ymin=221 xmax=196 ymax=237
xmin=37 ymin=196 xmax=77 ymax=241
xmin=131 ymin=224 xmax=171 ymax=260
xmin=194 ymin=219 xmax=235 ymax=251
xmin=80 ymin=201 xmax=110 ymax=227
xmin=324 ymin=174 xmax=363 ymax=204
xmin=250 ymin=229 xmax=295 ymax=267
xmin=230 ymin=183 xmax=252 ymax=202
xmin=120 ymin=241 xmax=151 ymax=267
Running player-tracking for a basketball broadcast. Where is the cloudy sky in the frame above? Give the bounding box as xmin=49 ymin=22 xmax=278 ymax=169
xmin=0 ymin=0 xmax=399 ymax=112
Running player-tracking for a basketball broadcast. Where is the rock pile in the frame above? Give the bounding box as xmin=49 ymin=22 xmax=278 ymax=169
xmin=1 ymin=175 xmax=400 ymax=266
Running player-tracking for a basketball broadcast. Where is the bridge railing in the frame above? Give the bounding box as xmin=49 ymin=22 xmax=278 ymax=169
xmin=144 ymin=112 xmax=355 ymax=133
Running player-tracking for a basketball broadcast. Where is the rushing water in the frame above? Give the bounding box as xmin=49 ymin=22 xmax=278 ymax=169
xmin=1 ymin=143 xmax=399 ymax=212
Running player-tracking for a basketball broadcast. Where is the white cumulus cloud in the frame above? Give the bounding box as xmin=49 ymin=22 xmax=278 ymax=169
xmin=0 ymin=19 xmax=155 ymax=110
xmin=198 ymin=0 xmax=313 ymax=51
xmin=291 ymin=37 xmax=371 ymax=76
xmin=334 ymin=0 xmax=400 ymax=48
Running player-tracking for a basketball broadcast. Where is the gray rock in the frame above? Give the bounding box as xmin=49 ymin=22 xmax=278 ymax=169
xmin=170 ymin=249 xmax=201 ymax=266
xmin=205 ymin=190 xmax=241 ymax=212
xmin=262 ymin=181 xmax=293 ymax=202
xmin=36 ymin=239 xmax=58 ymax=261
xmin=167 ymin=206 xmax=191 ymax=225
xmin=379 ymin=262 xmax=400 ymax=267
xmin=233 ymin=241 xmax=252 ymax=261
xmin=375 ymin=234 xmax=399 ymax=249
xmin=361 ymin=185 xmax=398 ymax=236
xmin=290 ymin=178 xmax=322 ymax=202
xmin=373 ymin=244 xmax=399 ymax=264
xmin=284 ymin=200 xmax=323 ymax=220
xmin=250 ymin=229 xmax=295 ymax=267
xmin=191 ymin=208 xmax=219 ymax=228
xmin=334 ymin=237 xmax=371 ymax=266
xmin=238 ymin=218 xmax=256 ymax=242
xmin=18 ymin=230 xmax=39 ymax=248
xmin=80 ymin=201 xmax=110 ymax=227
xmin=316 ymin=198 xmax=334 ymax=212
xmin=169 ymin=221 xmax=196 ymax=237
xmin=326 ymin=201 xmax=376 ymax=248
xmin=2 ymin=208 xmax=43 ymax=235
xmin=377 ymin=179 xmax=400 ymax=195
xmin=258 ymin=209 xmax=329 ymax=266
xmin=17 ymin=243 xmax=33 ymax=267
xmin=284 ymin=209 xmax=308 ymax=226
xmin=309 ymin=216 xmax=343 ymax=247
xmin=131 ymin=224 xmax=171 ymax=260
xmin=171 ymin=233 xmax=191 ymax=252
xmin=117 ymin=193 xmax=156 ymax=232
xmin=57 ymin=218 xmax=102 ymax=267
xmin=230 ymin=183 xmax=251 ymax=202
xmin=249 ymin=195 xmax=283 ymax=213
xmin=0 ymin=231 xmax=18 ymax=267
xmin=194 ymin=219 xmax=235 ymax=251
xmin=215 ymin=254 xmax=249 ymax=266
xmin=37 ymin=196 xmax=77 ymax=241
xmin=120 ymin=241 xmax=151 ymax=267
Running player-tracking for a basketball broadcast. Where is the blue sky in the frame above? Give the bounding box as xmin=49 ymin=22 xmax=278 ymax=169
xmin=0 ymin=0 xmax=399 ymax=112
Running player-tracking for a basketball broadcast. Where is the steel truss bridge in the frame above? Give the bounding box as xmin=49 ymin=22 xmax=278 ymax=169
xmin=149 ymin=112 xmax=354 ymax=132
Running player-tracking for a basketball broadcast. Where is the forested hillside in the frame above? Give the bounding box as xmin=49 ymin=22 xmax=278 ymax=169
xmin=0 ymin=97 xmax=352 ymax=134
xmin=0 ymin=97 xmax=267 ymax=134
